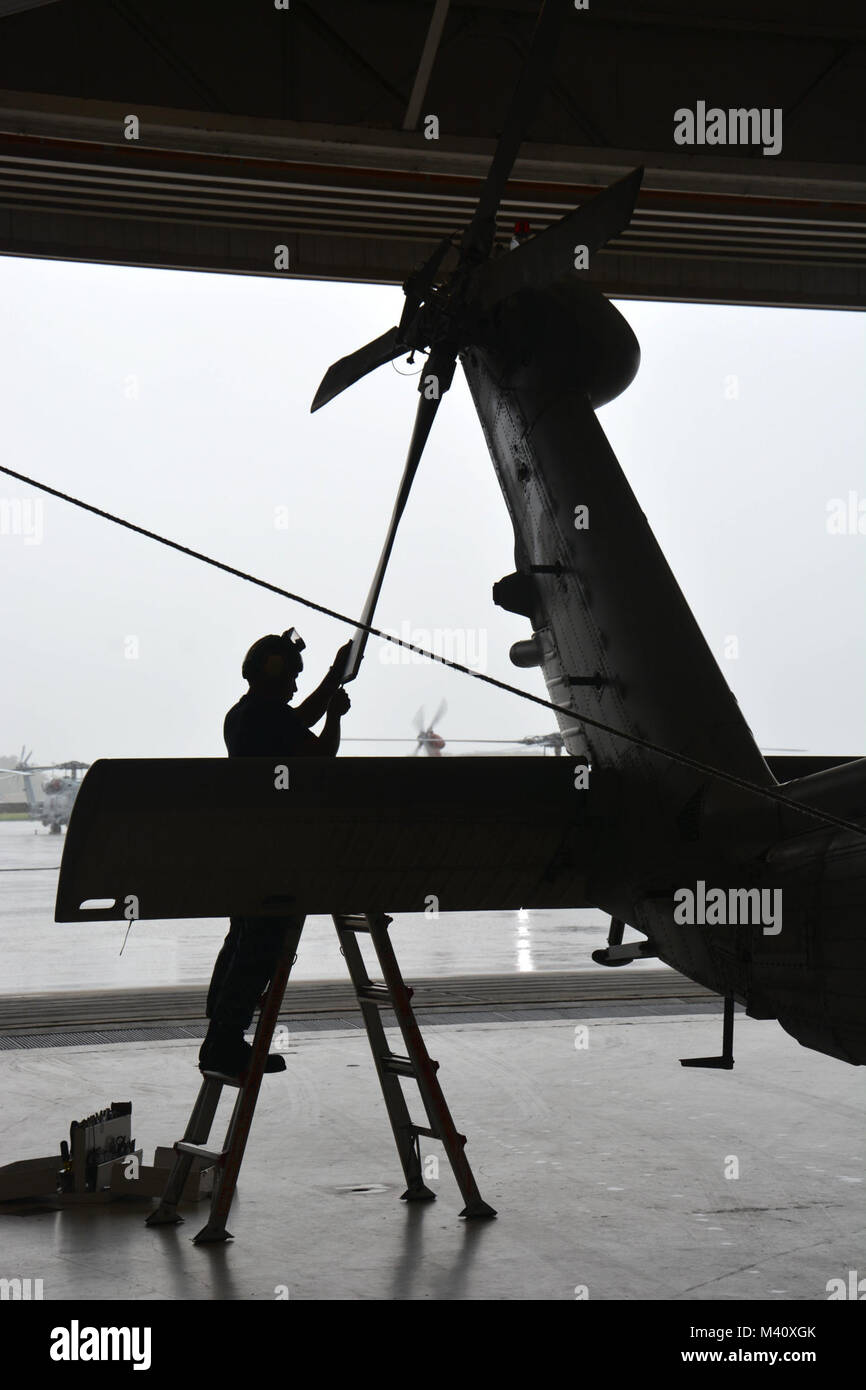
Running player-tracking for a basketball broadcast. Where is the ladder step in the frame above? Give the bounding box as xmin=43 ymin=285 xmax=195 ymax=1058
xmin=334 ymin=914 xmax=374 ymax=932
xmin=175 ymin=1141 xmax=225 ymax=1165
xmin=199 ymin=1069 xmax=242 ymax=1089
xmin=411 ymin=1128 xmax=466 ymax=1146
xmin=381 ymin=1053 xmax=416 ymax=1077
xmin=357 ymin=984 xmax=392 ymax=1004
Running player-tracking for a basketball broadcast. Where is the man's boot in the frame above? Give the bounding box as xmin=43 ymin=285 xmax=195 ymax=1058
xmin=198 ymin=1021 xmax=286 ymax=1078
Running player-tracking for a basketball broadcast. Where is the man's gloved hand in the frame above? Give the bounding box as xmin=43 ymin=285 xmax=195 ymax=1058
xmin=328 ymin=688 xmax=351 ymax=717
xmin=327 ymin=642 xmax=353 ymax=687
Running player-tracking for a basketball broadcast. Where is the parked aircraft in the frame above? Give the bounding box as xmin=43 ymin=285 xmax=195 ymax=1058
xmin=0 ymin=748 xmax=89 ymax=833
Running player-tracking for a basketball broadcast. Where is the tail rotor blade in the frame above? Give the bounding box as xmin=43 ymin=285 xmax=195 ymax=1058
xmin=468 ymin=166 xmax=643 ymax=313
xmin=342 ymin=361 xmax=452 ymax=682
xmin=311 ymin=326 xmax=403 ymax=413
xmin=461 ymin=0 xmax=572 ymax=261
xmin=431 ymin=698 xmax=448 ymax=729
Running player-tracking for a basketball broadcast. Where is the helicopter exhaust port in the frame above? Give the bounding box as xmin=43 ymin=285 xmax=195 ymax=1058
xmin=509 ymin=637 xmax=544 ymax=668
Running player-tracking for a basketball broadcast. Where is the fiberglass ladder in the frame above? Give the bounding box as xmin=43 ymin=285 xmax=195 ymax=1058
xmin=146 ymin=913 xmax=496 ymax=1243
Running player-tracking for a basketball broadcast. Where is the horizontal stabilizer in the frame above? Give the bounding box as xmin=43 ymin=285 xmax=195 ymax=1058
xmin=56 ymin=757 xmax=599 ymax=921
xmin=467 ymin=167 xmax=643 ymax=315
xmin=764 ymin=754 xmax=862 ymax=783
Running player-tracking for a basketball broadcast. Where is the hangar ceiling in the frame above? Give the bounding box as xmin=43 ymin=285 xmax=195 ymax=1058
xmin=0 ymin=0 xmax=864 ymax=307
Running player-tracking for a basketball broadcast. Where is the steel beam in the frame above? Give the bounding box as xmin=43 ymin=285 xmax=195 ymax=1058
xmin=403 ymin=0 xmax=451 ymax=132
xmin=0 ymin=93 xmax=863 ymax=308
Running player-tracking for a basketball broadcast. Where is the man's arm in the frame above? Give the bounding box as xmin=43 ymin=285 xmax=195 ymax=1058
xmin=295 ymin=642 xmax=352 ymax=728
xmin=314 ymin=689 xmax=351 ymax=757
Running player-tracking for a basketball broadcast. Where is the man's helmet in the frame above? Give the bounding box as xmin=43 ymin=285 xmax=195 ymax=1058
xmin=242 ymin=628 xmax=306 ymax=682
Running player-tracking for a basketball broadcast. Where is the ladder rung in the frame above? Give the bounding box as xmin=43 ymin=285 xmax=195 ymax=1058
xmin=175 ymin=1141 xmax=224 ymax=1165
xmin=334 ymin=914 xmax=373 ymax=932
xmin=357 ymin=984 xmax=392 ymax=1004
xmin=381 ymin=1053 xmax=415 ymax=1077
xmin=409 ymin=1127 xmax=466 ymax=1146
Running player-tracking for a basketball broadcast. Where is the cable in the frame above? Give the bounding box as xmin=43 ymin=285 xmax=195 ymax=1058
xmin=2 ymin=461 xmax=864 ymax=839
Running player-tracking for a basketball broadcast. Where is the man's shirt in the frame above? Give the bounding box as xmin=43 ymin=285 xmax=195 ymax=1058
xmin=224 ymin=692 xmax=319 ymax=758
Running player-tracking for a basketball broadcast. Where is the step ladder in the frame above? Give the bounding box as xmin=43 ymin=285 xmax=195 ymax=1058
xmin=335 ymin=913 xmax=495 ymax=1220
xmin=147 ymin=913 xmax=495 ymax=1243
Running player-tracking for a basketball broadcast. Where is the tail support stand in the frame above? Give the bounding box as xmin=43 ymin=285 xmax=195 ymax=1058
xmin=680 ymin=993 xmax=735 ymax=1070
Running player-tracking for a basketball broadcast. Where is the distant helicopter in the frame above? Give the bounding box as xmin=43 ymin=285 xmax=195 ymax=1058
xmin=343 ymin=701 xmax=566 ymax=757
xmin=0 ymin=748 xmax=90 ymax=833
xmin=345 ymin=715 xmax=801 ymax=762
xmin=411 ymin=702 xmax=447 ymax=757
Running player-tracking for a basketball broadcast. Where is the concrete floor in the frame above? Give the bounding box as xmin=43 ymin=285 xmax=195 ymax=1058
xmin=0 ymin=1010 xmax=862 ymax=1300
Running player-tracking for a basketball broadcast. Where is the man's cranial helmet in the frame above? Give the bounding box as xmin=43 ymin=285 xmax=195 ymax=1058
xmin=242 ymin=627 xmax=306 ymax=682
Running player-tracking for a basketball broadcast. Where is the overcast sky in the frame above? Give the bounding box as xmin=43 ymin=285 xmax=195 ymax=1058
xmin=1 ymin=255 xmax=864 ymax=767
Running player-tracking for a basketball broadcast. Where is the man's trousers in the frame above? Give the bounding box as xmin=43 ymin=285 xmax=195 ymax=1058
xmin=205 ymin=915 xmax=303 ymax=1031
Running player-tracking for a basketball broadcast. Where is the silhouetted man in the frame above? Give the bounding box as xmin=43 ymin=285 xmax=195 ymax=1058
xmin=199 ymin=628 xmax=351 ymax=1077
